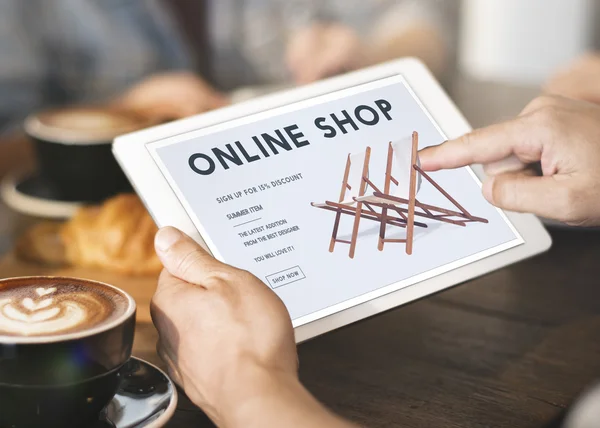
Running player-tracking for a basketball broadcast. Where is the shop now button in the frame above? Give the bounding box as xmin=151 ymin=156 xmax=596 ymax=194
xmin=266 ymin=266 xmax=306 ymax=289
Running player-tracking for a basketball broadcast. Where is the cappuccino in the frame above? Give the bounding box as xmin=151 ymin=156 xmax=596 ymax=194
xmin=25 ymin=107 xmax=148 ymax=145
xmin=0 ymin=278 xmax=130 ymax=339
xmin=0 ymin=277 xmax=136 ymax=427
xmin=23 ymin=106 xmax=149 ymax=202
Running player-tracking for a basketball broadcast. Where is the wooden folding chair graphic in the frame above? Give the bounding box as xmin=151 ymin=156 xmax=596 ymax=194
xmin=359 ymin=131 xmax=488 ymax=255
xmin=311 ymin=146 xmax=427 ymax=258
xmin=353 ymin=133 xmax=422 ymax=255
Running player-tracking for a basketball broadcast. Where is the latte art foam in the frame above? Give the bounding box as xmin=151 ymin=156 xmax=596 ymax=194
xmin=0 ymin=282 xmax=128 ymax=337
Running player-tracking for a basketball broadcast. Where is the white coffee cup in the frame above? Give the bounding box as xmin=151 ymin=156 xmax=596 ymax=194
xmin=459 ymin=0 xmax=595 ymax=85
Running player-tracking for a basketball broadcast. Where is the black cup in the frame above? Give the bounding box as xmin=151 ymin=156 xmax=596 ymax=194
xmin=0 ymin=277 xmax=136 ymax=428
xmin=24 ymin=107 xmax=150 ymax=203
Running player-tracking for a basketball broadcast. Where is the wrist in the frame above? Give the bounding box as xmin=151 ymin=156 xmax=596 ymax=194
xmin=215 ymin=363 xmax=299 ymax=427
xmin=215 ymin=362 xmax=350 ymax=428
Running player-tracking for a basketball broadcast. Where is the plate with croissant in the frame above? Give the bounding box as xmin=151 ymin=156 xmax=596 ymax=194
xmin=15 ymin=194 xmax=162 ymax=276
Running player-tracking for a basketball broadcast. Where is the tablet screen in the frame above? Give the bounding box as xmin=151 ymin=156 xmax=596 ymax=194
xmin=148 ymin=75 xmax=523 ymax=327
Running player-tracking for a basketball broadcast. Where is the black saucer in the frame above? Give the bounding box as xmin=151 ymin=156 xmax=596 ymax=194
xmin=90 ymin=357 xmax=177 ymax=428
xmin=0 ymin=171 xmax=83 ymax=219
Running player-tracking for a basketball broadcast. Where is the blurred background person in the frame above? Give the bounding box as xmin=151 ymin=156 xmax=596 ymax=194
xmin=0 ymin=0 xmax=199 ymax=176
xmin=211 ymin=0 xmax=452 ymax=88
xmin=0 ymin=0 xmax=454 ymax=177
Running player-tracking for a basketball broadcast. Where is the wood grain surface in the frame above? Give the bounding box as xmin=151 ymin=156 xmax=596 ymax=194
xmin=1 ymin=228 xmax=599 ymax=427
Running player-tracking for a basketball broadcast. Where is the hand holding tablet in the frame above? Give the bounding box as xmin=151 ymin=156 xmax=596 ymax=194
xmin=114 ymin=58 xmax=551 ymax=342
xmin=152 ymin=226 xmax=356 ymax=428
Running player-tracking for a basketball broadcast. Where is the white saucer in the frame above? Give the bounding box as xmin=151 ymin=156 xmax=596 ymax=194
xmin=0 ymin=171 xmax=82 ymax=219
xmin=94 ymin=357 xmax=178 ymax=428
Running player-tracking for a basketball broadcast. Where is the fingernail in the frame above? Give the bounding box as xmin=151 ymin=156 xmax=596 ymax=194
xmin=482 ymin=177 xmax=495 ymax=203
xmin=155 ymin=227 xmax=182 ymax=252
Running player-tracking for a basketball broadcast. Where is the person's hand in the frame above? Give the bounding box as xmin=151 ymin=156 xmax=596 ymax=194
xmin=286 ymin=23 xmax=364 ymax=84
xmin=114 ymin=71 xmax=228 ymax=123
xmin=545 ymin=53 xmax=600 ymax=104
xmin=419 ymin=95 xmax=600 ymax=227
xmin=151 ymin=227 xmax=354 ymax=427
xmin=151 ymin=227 xmax=296 ymax=422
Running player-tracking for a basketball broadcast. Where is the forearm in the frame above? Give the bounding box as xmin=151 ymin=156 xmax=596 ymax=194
xmin=217 ymin=366 xmax=357 ymax=428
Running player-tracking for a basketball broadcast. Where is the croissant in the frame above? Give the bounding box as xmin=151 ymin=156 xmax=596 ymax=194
xmin=15 ymin=221 xmax=66 ymax=267
xmin=16 ymin=194 xmax=162 ymax=276
xmin=61 ymin=194 xmax=162 ymax=276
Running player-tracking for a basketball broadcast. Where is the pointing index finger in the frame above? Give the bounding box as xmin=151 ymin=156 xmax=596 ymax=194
xmin=419 ymin=116 xmax=542 ymax=171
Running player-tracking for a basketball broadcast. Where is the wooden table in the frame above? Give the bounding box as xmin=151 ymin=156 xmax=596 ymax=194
xmin=2 ymin=78 xmax=599 ymax=427
xmin=2 ymin=228 xmax=599 ymax=427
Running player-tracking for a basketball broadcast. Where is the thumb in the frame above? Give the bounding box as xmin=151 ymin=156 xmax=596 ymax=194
xmin=154 ymin=227 xmax=226 ymax=287
xmin=483 ymin=172 xmax=568 ymax=219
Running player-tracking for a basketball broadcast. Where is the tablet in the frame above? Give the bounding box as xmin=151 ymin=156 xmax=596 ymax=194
xmin=113 ymin=58 xmax=551 ymax=343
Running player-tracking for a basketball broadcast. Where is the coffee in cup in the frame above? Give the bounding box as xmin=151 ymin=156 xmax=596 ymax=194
xmin=24 ymin=107 xmax=150 ymax=203
xmin=0 ymin=276 xmax=136 ymax=428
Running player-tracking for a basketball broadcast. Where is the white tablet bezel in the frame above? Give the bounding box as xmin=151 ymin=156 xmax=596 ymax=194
xmin=113 ymin=58 xmax=552 ymax=343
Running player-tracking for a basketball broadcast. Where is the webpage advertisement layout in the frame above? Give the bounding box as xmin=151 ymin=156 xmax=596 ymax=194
xmin=148 ymin=75 xmax=523 ymax=327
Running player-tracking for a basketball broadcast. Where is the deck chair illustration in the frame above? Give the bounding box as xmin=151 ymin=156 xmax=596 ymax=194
xmin=357 ymin=131 xmax=488 ymax=255
xmin=311 ymin=146 xmax=427 ymax=258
